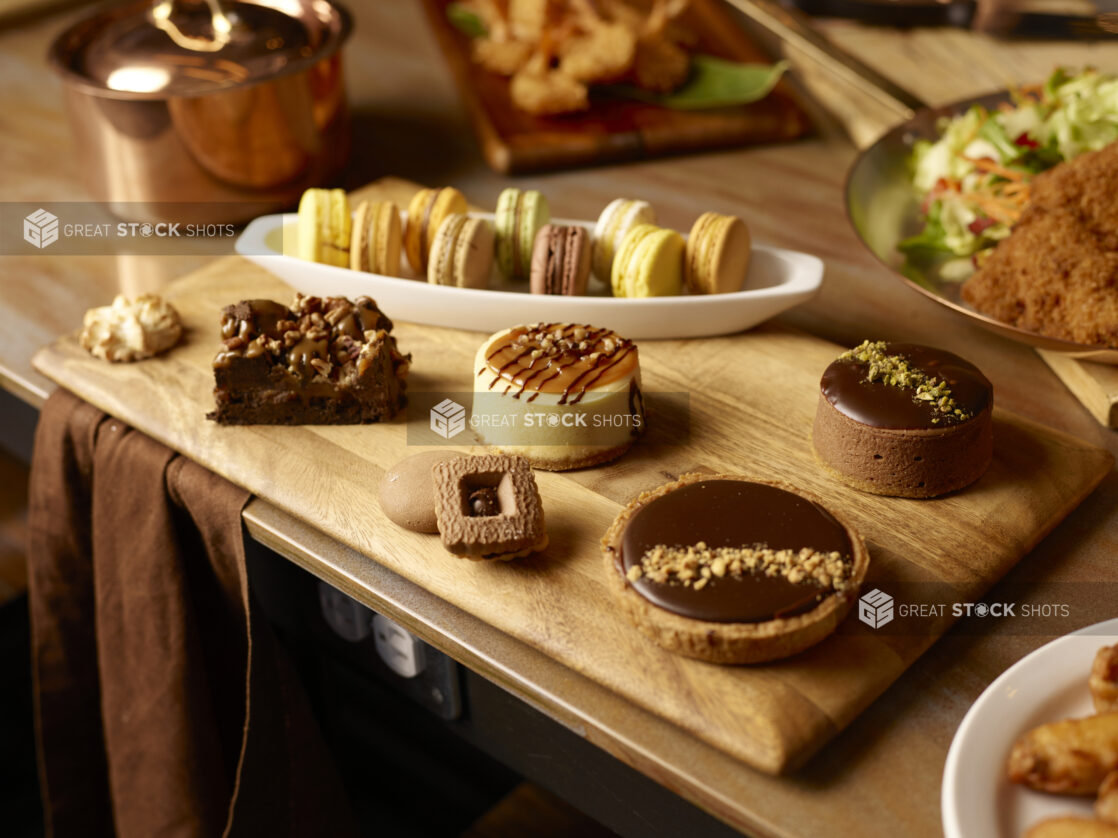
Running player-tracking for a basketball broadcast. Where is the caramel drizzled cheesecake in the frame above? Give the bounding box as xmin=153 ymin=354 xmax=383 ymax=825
xmin=473 ymin=323 xmax=645 ymax=470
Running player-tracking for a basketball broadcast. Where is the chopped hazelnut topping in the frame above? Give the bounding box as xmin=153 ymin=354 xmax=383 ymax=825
xmin=628 ymin=542 xmax=852 ymax=592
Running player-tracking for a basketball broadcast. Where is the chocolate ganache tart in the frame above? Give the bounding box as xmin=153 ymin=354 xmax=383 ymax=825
xmin=812 ymin=341 xmax=993 ymax=498
xmin=473 ymin=323 xmax=645 ymax=471
xmin=602 ymin=474 xmax=870 ymax=665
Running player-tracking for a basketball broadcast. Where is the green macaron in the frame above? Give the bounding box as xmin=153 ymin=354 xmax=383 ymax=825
xmin=495 ymin=188 xmax=550 ymax=281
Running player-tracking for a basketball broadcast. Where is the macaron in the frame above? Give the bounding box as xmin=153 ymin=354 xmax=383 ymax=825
xmin=297 ymin=187 xmax=351 ymax=267
xmin=611 ymin=224 xmax=684 ymax=298
xmin=351 ymin=200 xmax=402 ymax=276
xmin=592 ymin=198 xmax=656 ymax=284
xmin=427 ymin=213 xmax=495 ymax=289
xmin=405 ymin=187 xmax=468 ymax=275
xmin=529 ymin=224 xmax=591 ymax=296
xmin=495 ymin=188 xmax=550 ymax=281
xmin=379 ymin=451 xmax=459 ymax=533
xmin=685 ymin=212 xmax=751 ymax=295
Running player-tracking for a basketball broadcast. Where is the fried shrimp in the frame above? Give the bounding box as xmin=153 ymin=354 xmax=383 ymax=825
xmin=464 ymin=0 xmax=701 ymax=113
xmin=1098 ymin=771 xmax=1118 ymax=825
xmin=510 ymin=43 xmax=589 ymax=115
xmin=473 ymin=37 xmax=533 ymax=75
xmin=1092 ymin=646 xmax=1118 ymax=715
xmin=632 ymin=32 xmax=689 ymax=92
xmin=558 ymin=1 xmax=636 ymax=85
xmin=1007 ymin=713 xmax=1118 ymax=796
xmin=1025 ymin=818 xmax=1118 ymax=838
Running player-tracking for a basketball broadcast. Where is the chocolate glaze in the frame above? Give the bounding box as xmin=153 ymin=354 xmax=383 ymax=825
xmin=469 ymin=488 xmax=501 ymax=517
xmin=482 ymin=323 xmax=638 ymax=404
xmin=821 ymin=343 xmax=991 ymax=430
xmin=221 ymin=299 xmax=291 ymax=341
xmin=619 ymin=481 xmax=852 ymax=623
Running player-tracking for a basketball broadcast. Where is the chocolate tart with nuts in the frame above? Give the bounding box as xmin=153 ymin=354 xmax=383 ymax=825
xmin=602 ymin=474 xmax=870 ymax=665
xmin=812 ymin=341 xmax=993 ymax=499
xmin=207 ymin=294 xmax=409 ymax=425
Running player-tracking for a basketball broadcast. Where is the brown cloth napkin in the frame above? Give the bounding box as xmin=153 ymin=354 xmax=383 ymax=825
xmin=27 ymin=389 xmax=359 ymax=838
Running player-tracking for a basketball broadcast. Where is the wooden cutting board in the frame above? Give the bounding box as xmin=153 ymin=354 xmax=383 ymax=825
xmin=420 ymin=0 xmax=811 ymax=173
xmin=32 ymin=183 xmax=1112 ymax=774
xmin=1038 ymin=350 xmax=1118 ymax=429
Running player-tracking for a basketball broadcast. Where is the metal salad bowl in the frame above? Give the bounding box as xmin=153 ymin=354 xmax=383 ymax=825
xmin=844 ymin=89 xmax=1118 ymax=365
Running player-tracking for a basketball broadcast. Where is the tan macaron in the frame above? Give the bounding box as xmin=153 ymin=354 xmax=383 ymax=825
xmin=427 ymin=214 xmax=495 ymax=289
xmin=404 ymin=187 xmax=468 ymax=275
xmin=351 ymin=200 xmax=402 ymax=276
xmin=685 ymin=212 xmax=751 ymax=295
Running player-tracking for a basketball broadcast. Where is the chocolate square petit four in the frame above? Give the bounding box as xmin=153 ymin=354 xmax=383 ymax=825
xmin=432 ymin=455 xmax=548 ymax=561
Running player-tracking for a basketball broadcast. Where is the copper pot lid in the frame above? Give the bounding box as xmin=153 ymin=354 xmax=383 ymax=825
xmin=48 ymin=0 xmax=351 ymax=99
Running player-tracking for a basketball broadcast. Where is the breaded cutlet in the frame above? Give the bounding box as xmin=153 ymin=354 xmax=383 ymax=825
xmin=962 ymin=141 xmax=1118 ymax=348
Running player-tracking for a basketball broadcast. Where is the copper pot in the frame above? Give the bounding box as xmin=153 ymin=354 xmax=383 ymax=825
xmin=49 ymin=0 xmax=351 ymax=224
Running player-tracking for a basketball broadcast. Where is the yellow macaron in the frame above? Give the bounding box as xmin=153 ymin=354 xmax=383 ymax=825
xmin=297 ymin=188 xmax=351 ymax=267
xmin=351 ymin=200 xmax=402 ymax=276
xmin=611 ymin=224 xmax=684 ymax=298
xmin=405 ymin=187 xmax=468 ymax=275
xmin=685 ymin=212 xmax=751 ymax=295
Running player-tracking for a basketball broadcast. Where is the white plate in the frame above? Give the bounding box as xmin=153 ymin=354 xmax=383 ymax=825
xmin=235 ymin=212 xmax=823 ymax=339
xmin=942 ymin=618 xmax=1118 ymax=838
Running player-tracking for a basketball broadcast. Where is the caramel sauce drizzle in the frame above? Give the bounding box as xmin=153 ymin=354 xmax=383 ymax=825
xmin=481 ymin=323 xmax=636 ymax=404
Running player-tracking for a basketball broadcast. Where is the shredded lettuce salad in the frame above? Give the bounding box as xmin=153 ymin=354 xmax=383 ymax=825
xmin=901 ymin=67 xmax=1118 ymax=264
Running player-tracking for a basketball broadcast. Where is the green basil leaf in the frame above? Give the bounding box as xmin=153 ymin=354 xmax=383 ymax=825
xmin=619 ymin=56 xmax=789 ymax=111
xmin=447 ymin=3 xmax=487 ymax=38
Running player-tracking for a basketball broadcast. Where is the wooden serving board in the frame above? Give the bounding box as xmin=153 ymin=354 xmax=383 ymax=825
xmin=1038 ymin=350 xmax=1118 ymax=430
xmin=419 ymin=0 xmax=811 ymax=173
xmin=33 ymin=191 xmax=1112 ymax=775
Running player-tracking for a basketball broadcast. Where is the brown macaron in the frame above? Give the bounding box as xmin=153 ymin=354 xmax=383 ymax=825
xmin=529 ymin=224 xmax=591 ymax=296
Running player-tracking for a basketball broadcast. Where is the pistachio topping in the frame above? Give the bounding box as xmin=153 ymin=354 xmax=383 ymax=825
xmin=838 ymin=340 xmax=971 ymax=421
xmin=626 ymin=542 xmax=851 ymax=593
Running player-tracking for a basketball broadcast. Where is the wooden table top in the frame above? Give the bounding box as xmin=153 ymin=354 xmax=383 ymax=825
xmin=3 ymin=4 xmax=1118 ymax=837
